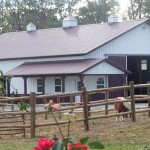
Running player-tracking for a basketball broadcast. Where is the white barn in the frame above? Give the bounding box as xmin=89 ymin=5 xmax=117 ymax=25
xmin=0 ymin=15 xmax=150 ymax=99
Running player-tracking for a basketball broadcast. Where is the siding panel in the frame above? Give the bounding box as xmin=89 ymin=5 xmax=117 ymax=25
xmin=84 ymin=62 xmax=124 ymax=74
xmin=85 ymin=23 xmax=150 ymax=59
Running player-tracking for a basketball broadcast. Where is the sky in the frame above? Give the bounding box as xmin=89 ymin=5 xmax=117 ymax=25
xmin=118 ymin=0 xmax=130 ymax=12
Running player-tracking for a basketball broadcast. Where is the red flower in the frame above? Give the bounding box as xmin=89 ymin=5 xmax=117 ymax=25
xmin=68 ymin=142 xmax=88 ymax=150
xmin=34 ymin=138 xmax=55 ymax=150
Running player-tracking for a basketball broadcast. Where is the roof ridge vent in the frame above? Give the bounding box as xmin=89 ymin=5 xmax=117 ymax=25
xmin=26 ymin=22 xmax=36 ymax=32
xmin=63 ymin=14 xmax=77 ymax=28
xmin=108 ymin=14 xmax=119 ymax=24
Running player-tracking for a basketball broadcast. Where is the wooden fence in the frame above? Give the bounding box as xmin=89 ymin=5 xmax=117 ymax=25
xmin=0 ymin=81 xmax=150 ymax=138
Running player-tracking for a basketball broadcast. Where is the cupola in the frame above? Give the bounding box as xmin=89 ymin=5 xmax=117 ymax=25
xmin=63 ymin=14 xmax=77 ymax=28
xmin=26 ymin=22 xmax=36 ymax=32
xmin=108 ymin=14 xmax=119 ymax=24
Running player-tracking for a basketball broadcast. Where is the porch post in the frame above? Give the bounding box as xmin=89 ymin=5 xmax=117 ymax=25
xmin=61 ymin=75 xmax=66 ymax=93
xmin=41 ymin=76 xmax=46 ymax=95
xmin=23 ymin=76 xmax=28 ymax=96
xmin=79 ymin=75 xmax=85 ymax=88
xmin=6 ymin=77 xmax=10 ymax=97
xmin=79 ymin=75 xmax=85 ymax=103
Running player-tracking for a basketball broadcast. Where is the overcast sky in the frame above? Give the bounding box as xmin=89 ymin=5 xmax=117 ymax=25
xmin=119 ymin=0 xmax=130 ymax=12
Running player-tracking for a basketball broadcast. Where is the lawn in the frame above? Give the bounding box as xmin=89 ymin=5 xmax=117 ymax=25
xmin=0 ymin=141 xmax=149 ymax=150
xmin=1 ymin=111 xmax=150 ymax=150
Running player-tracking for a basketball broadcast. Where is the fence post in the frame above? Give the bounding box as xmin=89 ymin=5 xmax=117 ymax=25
xmin=129 ymin=81 xmax=136 ymax=122
xmin=147 ymin=81 xmax=150 ymax=118
xmin=81 ymin=87 xmax=89 ymax=131
xmin=57 ymin=96 xmax=60 ymax=103
xmin=88 ymin=94 xmax=91 ymax=117
xmin=22 ymin=114 xmax=25 ymax=137
xmin=70 ymin=95 xmax=74 ymax=113
xmin=30 ymin=92 xmax=36 ymax=138
xmin=123 ymin=84 xmax=128 ymax=98
xmin=105 ymin=91 xmax=109 ymax=115
xmin=11 ymin=101 xmax=14 ymax=111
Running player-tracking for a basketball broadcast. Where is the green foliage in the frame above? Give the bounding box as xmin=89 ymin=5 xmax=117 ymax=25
xmin=126 ymin=0 xmax=150 ymax=20
xmin=0 ymin=80 xmax=4 ymax=94
xmin=18 ymin=100 xmax=30 ymax=112
xmin=77 ymin=0 xmax=119 ymax=25
xmin=0 ymin=0 xmax=80 ymax=33
xmin=7 ymin=75 xmax=13 ymax=83
xmin=79 ymin=137 xmax=89 ymax=145
xmin=52 ymin=140 xmax=62 ymax=150
xmin=88 ymin=141 xmax=105 ymax=149
xmin=0 ymin=70 xmax=3 ymax=76
xmin=0 ymin=70 xmax=5 ymax=94
xmin=143 ymin=0 xmax=150 ymax=18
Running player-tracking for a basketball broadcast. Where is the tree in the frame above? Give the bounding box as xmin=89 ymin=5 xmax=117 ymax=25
xmin=0 ymin=0 xmax=81 ymax=33
xmin=127 ymin=0 xmax=144 ymax=20
xmin=76 ymin=0 xmax=119 ymax=25
xmin=143 ymin=0 xmax=150 ymax=18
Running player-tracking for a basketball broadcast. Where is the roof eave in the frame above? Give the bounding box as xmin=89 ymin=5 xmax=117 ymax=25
xmin=0 ymin=53 xmax=85 ymax=61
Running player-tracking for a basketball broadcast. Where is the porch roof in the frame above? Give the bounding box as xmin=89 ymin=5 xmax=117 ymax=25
xmin=4 ymin=59 xmax=131 ymax=77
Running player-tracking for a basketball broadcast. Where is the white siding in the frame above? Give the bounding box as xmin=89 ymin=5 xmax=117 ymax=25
xmin=65 ymin=76 xmax=80 ymax=92
xmin=10 ymin=78 xmax=24 ymax=94
xmin=22 ymin=75 xmax=107 ymax=94
xmin=84 ymin=75 xmax=107 ymax=90
xmin=83 ymin=62 xmax=124 ymax=74
xmin=85 ymin=23 xmax=150 ymax=59
xmin=27 ymin=77 xmax=39 ymax=94
xmin=45 ymin=76 xmax=62 ymax=94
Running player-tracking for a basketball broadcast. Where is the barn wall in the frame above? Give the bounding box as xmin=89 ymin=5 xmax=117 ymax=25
xmin=85 ymin=23 xmax=150 ymax=59
xmin=108 ymin=74 xmax=127 ymax=98
xmin=108 ymin=56 xmax=127 ymax=68
xmin=14 ymin=75 xmax=107 ymax=96
xmin=10 ymin=78 xmax=24 ymax=94
xmin=83 ymin=62 xmax=124 ymax=74
xmin=107 ymin=56 xmax=127 ymax=98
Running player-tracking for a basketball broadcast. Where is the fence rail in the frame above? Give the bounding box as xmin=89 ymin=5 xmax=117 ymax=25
xmin=0 ymin=81 xmax=150 ymax=138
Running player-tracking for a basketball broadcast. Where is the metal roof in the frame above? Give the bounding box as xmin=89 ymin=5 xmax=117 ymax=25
xmin=0 ymin=19 xmax=148 ymax=60
xmin=4 ymin=59 xmax=130 ymax=77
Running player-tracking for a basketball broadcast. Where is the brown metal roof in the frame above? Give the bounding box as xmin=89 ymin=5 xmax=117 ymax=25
xmin=0 ymin=19 xmax=147 ymax=59
xmin=0 ymin=19 xmax=148 ymax=60
xmin=4 ymin=59 xmax=130 ymax=77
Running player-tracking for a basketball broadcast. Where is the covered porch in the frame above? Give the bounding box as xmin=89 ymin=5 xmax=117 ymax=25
xmin=4 ymin=58 xmax=130 ymax=100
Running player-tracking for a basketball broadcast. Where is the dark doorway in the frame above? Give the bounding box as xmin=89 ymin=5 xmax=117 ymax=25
xmin=127 ymin=56 xmax=150 ymax=95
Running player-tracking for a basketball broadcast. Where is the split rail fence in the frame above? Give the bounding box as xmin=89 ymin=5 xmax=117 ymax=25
xmin=0 ymin=81 xmax=150 ymax=138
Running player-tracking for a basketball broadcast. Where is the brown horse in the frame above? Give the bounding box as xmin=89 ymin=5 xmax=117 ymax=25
xmin=114 ymin=97 xmax=131 ymax=122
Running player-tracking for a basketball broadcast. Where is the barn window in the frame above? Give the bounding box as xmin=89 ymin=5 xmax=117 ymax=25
xmin=55 ymin=78 xmax=62 ymax=92
xmin=97 ymin=77 xmax=105 ymax=89
xmin=141 ymin=60 xmax=147 ymax=70
xmin=37 ymin=79 xmax=42 ymax=92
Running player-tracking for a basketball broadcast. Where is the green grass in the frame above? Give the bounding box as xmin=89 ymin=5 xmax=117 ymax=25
xmin=104 ymin=143 xmax=150 ymax=150
xmin=0 ymin=141 xmax=35 ymax=150
xmin=0 ymin=141 xmax=150 ymax=150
